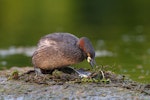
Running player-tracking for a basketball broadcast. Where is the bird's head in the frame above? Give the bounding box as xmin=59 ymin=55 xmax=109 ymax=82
xmin=78 ymin=37 xmax=96 ymax=68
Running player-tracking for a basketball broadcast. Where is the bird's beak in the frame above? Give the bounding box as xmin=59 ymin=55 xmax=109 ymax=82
xmin=87 ymin=57 xmax=96 ymax=68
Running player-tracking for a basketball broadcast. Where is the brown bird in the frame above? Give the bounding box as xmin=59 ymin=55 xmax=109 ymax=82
xmin=32 ymin=33 xmax=95 ymax=74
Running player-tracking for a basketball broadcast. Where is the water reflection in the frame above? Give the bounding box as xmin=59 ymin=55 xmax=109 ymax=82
xmin=96 ymin=50 xmax=114 ymax=57
xmin=122 ymin=34 xmax=145 ymax=43
xmin=0 ymin=46 xmax=36 ymax=57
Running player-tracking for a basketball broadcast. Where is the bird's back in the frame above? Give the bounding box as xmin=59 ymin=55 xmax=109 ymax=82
xmin=32 ymin=33 xmax=85 ymax=70
xmin=38 ymin=33 xmax=78 ymax=46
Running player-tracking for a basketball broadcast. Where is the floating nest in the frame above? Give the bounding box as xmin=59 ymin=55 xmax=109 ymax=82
xmin=6 ymin=66 xmax=150 ymax=95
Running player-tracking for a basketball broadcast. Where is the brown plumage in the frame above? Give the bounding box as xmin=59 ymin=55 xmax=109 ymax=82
xmin=32 ymin=33 xmax=95 ymax=74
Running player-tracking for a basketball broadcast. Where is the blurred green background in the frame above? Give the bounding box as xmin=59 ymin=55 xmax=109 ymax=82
xmin=0 ymin=0 xmax=150 ymax=83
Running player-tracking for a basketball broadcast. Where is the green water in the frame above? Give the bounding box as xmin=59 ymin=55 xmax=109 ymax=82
xmin=0 ymin=0 xmax=150 ymax=83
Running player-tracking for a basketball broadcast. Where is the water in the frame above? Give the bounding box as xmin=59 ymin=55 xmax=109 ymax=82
xmin=0 ymin=0 xmax=150 ymax=83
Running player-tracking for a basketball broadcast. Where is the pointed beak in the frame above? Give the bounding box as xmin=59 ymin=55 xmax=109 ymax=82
xmin=87 ymin=57 xmax=96 ymax=68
